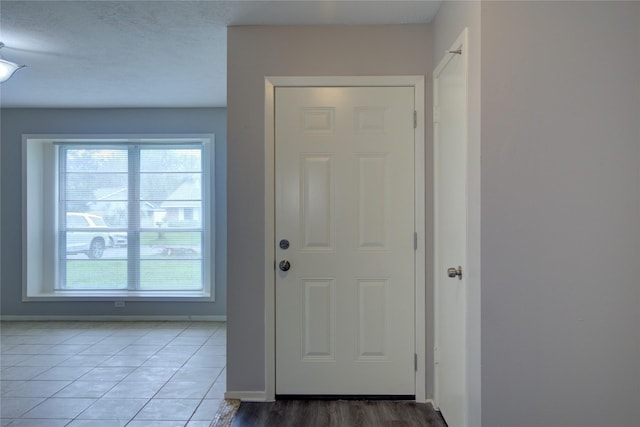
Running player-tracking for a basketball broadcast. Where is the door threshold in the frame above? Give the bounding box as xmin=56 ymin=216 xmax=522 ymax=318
xmin=276 ymin=394 xmax=416 ymax=401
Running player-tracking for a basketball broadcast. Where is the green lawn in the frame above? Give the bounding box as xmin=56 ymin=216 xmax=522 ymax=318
xmin=65 ymin=259 xmax=202 ymax=290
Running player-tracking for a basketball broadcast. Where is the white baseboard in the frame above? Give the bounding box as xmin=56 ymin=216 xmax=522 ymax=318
xmin=224 ymin=391 xmax=271 ymax=402
xmin=0 ymin=315 xmax=226 ymax=322
xmin=426 ymin=398 xmax=439 ymax=410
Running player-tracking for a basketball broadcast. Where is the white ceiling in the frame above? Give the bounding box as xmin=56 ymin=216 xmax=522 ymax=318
xmin=0 ymin=1 xmax=441 ymax=108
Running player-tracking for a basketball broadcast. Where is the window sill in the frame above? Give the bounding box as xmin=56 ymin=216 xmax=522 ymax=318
xmin=23 ymin=290 xmax=213 ymax=302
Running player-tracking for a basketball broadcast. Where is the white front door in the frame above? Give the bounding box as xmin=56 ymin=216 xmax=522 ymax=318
xmin=275 ymin=86 xmax=415 ymax=395
xmin=434 ymin=31 xmax=469 ymax=426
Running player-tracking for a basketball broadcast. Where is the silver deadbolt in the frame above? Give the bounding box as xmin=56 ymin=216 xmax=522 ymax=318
xmin=279 ymin=260 xmax=291 ymax=272
xmin=447 ymin=266 xmax=462 ymax=280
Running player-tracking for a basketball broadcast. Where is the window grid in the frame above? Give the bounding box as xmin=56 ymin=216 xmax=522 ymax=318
xmin=57 ymin=144 xmax=205 ymax=292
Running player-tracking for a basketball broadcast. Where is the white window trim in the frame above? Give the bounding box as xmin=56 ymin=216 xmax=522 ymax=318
xmin=22 ymin=134 xmax=215 ymax=302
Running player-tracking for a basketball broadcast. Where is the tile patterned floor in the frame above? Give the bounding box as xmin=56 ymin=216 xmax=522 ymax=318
xmin=0 ymin=321 xmax=226 ymax=426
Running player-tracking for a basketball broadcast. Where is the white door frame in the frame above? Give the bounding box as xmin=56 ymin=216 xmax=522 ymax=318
xmin=264 ymin=76 xmax=426 ymax=402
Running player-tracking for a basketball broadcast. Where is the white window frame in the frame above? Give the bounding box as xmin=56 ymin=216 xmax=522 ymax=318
xmin=22 ymin=134 xmax=215 ymax=301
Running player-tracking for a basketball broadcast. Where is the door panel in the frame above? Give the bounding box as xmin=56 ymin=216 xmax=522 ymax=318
xmin=357 ymin=156 xmax=388 ymax=249
xmin=301 ymin=156 xmax=334 ymax=249
xmin=275 ymin=86 xmax=415 ymax=395
xmin=356 ymin=278 xmax=388 ymax=358
xmin=302 ymin=279 xmax=335 ymax=359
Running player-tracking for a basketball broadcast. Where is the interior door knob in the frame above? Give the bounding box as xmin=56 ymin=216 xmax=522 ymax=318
xmin=447 ymin=266 xmax=462 ymax=280
xmin=279 ymin=260 xmax=291 ymax=272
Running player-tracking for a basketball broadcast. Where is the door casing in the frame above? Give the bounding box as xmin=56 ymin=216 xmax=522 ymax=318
xmin=264 ymin=76 xmax=426 ymax=402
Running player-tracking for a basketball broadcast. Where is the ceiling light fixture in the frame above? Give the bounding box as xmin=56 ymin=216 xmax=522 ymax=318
xmin=0 ymin=42 xmax=26 ymax=83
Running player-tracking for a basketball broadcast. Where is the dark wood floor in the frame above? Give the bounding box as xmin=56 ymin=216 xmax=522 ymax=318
xmin=231 ymin=400 xmax=448 ymax=427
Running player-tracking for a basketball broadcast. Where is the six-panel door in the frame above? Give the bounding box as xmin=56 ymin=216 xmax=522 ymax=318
xmin=275 ymin=86 xmax=416 ymax=395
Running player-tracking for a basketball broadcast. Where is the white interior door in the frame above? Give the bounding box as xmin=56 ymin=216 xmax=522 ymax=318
xmin=434 ymin=31 xmax=469 ymax=427
xmin=275 ymin=86 xmax=415 ymax=396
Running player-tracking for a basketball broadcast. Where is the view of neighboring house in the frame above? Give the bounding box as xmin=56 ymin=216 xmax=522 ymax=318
xmin=85 ymin=179 xmax=203 ymax=230
xmin=161 ymin=177 xmax=202 ymax=227
xmin=88 ymin=186 xmax=167 ymax=228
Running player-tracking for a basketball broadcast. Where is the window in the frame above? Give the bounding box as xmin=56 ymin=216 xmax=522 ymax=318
xmin=23 ymin=135 xmax=214 ymax=300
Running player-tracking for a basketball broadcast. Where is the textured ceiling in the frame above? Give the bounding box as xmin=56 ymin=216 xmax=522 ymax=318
xmin=0 ymin=1 xmax=441 ymax=108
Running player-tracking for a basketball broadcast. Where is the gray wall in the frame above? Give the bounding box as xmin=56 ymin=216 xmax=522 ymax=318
xmin=227 ymin=25 xmax=432 ymax=393
xmin=432 ymin=1 xmax=482 ymax=424
xmin=481 ymin=2 xmax=640 ymax=426
xmin=0 ymin=108 xmax=227 ymax=317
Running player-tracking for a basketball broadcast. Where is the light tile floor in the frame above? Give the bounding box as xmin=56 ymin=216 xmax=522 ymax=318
xmin=0 ymin=321 xmax=226 ymax=426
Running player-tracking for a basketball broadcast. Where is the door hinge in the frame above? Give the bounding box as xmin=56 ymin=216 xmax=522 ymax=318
xmin=433 ymin=106 xmax=439 ymax=124
xmin=434 ymin=346 xmax=439 ymax=365
xmin=414 ymin=232 xmax=418 ymax=251
xmin=413 ymin=110 xmax=417 ymax=129
xmin=414 ymin=353 xmax=418 ymax=372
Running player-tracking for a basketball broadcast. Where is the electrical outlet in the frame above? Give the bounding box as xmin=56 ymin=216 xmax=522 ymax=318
xmin=114 ymin=301 xmax=125 ymax=308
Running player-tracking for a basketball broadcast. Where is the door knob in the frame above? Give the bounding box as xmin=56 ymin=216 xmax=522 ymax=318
xmin=279 ymin=260 xmax=291 ymax=272
xmin=447 ymin=266 xmax=462 ymax=280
